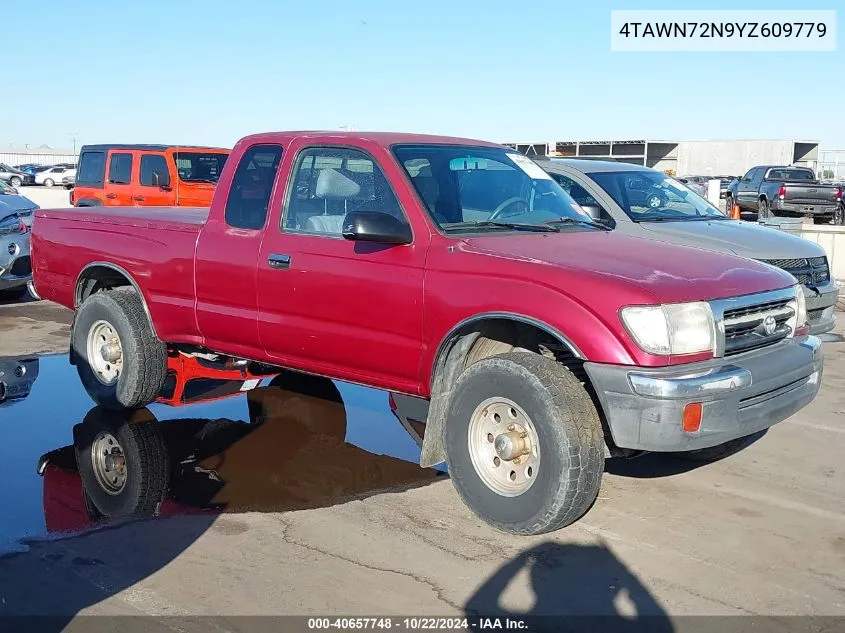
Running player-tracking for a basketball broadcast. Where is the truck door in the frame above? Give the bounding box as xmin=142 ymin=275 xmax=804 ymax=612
xmin=104 ymin=152 xmax=134 ymax=206
xmin=194 ymin=144 xmax=284 ymax=358
xmin=257 ymin=144 xmax=426 ymax=394
xmin=133 ymin=153 xmax=174 ymax=206
xmin=737 ymin=167 xmax=760 ymax=209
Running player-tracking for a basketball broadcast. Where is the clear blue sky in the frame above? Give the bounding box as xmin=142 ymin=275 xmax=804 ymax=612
xmin=5 ymin=0 xmax=843 ymax=150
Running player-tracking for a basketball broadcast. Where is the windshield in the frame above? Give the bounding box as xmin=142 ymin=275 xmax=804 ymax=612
xmin=393 ymin=145 xmax=595 ymax=232
xmin=586 ymin=170 xmax=725 ymax=222
xmin=172 ymin=152 xmax=229 ymax=183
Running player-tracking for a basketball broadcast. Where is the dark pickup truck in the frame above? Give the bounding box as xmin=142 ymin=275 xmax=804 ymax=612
xmin=726 ymin=166 xmax=843 ymax=224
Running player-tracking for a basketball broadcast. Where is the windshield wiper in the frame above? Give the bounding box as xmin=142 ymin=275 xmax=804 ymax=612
xmin=639 ymin=215 xmax=725 ymax=222
xmin=445 ymin=220 xmax=560 ymax=233
xmin=544 ymin=217 xmax=610 ymax=231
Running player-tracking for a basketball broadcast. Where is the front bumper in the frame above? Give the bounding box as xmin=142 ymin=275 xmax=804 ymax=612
xmin=0 ymin=234 xmax=32 ymax=290
xmin=584 ymin=336 xmax=822 ymax=452
xmin=805 ymin=280 xmax=838 ymax=335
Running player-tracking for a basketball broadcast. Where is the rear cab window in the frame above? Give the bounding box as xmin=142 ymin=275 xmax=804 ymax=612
xmin=76 ymin=151 xmax=106 ymax=188
xmin=224 ymin=145 xmax=283 ymax=229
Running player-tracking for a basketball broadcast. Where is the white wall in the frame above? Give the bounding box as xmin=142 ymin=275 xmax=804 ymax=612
xmin=676 ymin=140 xmax=802 ymax=177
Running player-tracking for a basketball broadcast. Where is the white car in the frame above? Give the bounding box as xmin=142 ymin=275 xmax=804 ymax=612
xmin=35 ymin=166 xmax=76 ymax=187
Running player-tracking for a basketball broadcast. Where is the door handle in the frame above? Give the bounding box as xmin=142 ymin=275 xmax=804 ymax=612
xmin=268 ymin=254 xmax=291 ymax=270
xmin=133 ymin=196 xmax=145 ymax=202
xmin=105 ymin=193 xmax=117 ymax=199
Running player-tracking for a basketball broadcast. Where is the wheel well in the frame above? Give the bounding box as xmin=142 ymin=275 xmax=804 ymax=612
xmin=432 ymin=318 xmax=584 ymax=393
xmin=419 ymin=317 xmax=619 ymax=468
xmin=75 ymin=265 xmax=134 ymax=307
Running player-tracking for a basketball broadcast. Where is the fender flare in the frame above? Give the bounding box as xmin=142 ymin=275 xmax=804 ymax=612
xmin=73 ymin=262 xmax=159 ymax=340
xmin=418 ymin=312 xmax=583 ymax=468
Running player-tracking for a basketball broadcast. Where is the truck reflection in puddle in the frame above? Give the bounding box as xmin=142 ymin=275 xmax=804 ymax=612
xmin=0 ymin=357 xmax=39 ymax=406
xmin=36 ymin=357 xmax=442 ymax=534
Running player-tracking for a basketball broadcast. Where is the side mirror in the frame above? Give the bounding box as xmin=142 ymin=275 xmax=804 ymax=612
xmin=580 ymin=204 xmax=603 ymax=221
xmin=342 ymin=211 xmax=412 ymax=245
xmin=152 ymin=171 xmax=172 ymax=190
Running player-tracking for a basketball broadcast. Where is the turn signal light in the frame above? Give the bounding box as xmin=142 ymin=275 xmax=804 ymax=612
xmin=682 ymin=402 xmax=702 ymax=433
xmin=778 ymin=185 xmax=787 ymax=199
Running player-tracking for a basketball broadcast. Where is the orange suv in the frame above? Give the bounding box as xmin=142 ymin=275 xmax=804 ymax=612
xmin=71 ymin=144 xmax=230 ymax=207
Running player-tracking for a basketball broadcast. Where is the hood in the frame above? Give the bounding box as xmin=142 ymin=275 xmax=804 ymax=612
xmin=461 ymin=230 xmax=796 ymax=304
xmin=638 ymin=219 xmax=825 ymax=260
xmin=0 ymin=195 xmax=38 ymax=214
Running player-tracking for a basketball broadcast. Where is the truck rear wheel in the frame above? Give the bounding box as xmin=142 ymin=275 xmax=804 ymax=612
xmin=72 ymin=287 xmax=167 ymax=409
xmin=444 ymin=352 xmax=604 ymax=535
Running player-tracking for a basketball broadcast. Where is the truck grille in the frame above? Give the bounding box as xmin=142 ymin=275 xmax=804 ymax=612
xmin=761 ymin=256 xmax=830 ymax=286
xmin=9 ymin=256 xmax=31 ymax=277
xmin=722 ymin=298 xmax=794 ymax=356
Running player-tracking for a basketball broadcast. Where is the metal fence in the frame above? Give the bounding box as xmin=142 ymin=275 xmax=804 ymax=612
xmin=0 ymin=151 xmax=78 ymax=167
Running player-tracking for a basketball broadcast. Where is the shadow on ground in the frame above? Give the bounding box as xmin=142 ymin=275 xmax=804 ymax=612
xmin=465 ymin=541 xmax=672 ymax=632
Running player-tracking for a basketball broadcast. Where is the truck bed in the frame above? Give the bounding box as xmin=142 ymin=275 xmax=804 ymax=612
xmin=36 ymin=206 xmax=210 ymax=233
xmin=32 ymin=206 xmax=208 ymax=345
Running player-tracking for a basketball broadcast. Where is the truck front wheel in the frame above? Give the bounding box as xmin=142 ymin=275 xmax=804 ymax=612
xmin=444 ymin=352 xmax=604 ymax=535
xmin=72 ymin=287 xmax=167 ymax=409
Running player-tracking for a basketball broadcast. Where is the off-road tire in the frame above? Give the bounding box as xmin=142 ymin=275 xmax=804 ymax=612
xmin=834 ymin=203 xmax=845 ymax=226
xmin=444 ymin=352 xmax=604 ymax=535
xmin=74 ymin=407 xmax=169 ymax=518
xmin=72 ymin=287 xmax=167 ymax=409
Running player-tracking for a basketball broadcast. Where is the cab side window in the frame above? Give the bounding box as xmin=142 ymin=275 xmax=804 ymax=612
xmin=224 ymin=144 xmax=283 ymax=230
xmin=283 ymin=147 xmax=404 ymax=236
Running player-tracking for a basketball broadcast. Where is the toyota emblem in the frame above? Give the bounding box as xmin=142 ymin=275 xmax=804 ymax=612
xmin=763 ymin=315 xmax=777 ymax=336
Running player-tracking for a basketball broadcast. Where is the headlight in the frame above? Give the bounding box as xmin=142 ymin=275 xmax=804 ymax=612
xmin=794 ymin=284 xmax=807 ymax=329
xmin=620 ymin=302 xmax=715 ymax=356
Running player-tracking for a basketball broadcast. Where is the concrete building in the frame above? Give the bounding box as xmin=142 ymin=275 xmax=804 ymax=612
xmin=507 ymin=139 xmax=820 ymax=177
xmin=0 ymin=145 xmax=78 ymax=167
xmin=818 ymin=148 xmax=845 ymax=181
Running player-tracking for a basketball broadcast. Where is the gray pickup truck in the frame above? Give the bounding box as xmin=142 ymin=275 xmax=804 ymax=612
xmin=726 ymin=166 xmax=843 ymax=225
xmin=540 ymin=159 xmax=839 ymax=335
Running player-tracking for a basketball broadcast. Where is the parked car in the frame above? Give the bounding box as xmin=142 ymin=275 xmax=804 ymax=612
xmin=0 ymin=163 xmax=33 ymax=188
xmin=32 ymin=131 xmax=822 ymax=535
xmin=0 ymin=357 xmax=39 ymax=406
xmin=676 ymin=176 xmax=708 ymax=198
xmin=718 ymin=176 xmax=737 ymax=199
xmin=72 ymin=144 xmax=230 ymax=207
xmin=35 ymin=166 xmax=73 ymax=187
xmin=61 ymin=169 xmax=77 ymax=189
xmin=541 ymin=159 xmax=839 ymax=335
xmin=0 ymin=210 xmax=32 ymax=301
xmin=726 ymin=165 xmax=842 ymax=224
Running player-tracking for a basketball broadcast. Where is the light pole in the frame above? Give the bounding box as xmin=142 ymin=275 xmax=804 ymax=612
xmin=69 ymin=133 xmax=79 ymax=155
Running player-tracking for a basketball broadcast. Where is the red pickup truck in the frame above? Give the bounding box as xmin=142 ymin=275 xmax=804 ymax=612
xmin=32 ymin=131 xmax=823 ymax=535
